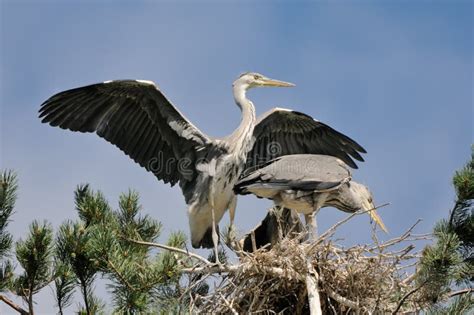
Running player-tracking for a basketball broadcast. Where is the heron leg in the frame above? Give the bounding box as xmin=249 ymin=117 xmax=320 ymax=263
xmin=227 ymin=195 xmax=238 ymax=249
xmin=228 ymin=195 xmax=237 ymax=228
xmin=208 ymin=183 xmax=221 ymax=265
xmin=304 ymin=214 xmax=315 ymax=238
xmin=304 ymin=209 xmax=320 ymax=239
xmin=210 ymin=205 xmax=220 ymax=265
xmin=208 ymin=178 xmax=221 ymax=265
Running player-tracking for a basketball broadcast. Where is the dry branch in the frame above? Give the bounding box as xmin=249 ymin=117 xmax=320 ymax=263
xmin=0 ymin=294 xmax=29 ymax=314
xmin=125 ymin=238 xmax=211 ymax=265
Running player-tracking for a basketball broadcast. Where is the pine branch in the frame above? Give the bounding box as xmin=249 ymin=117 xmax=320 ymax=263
xmin=392 ymin=281 xmax=427 ymax=314
xmin=126 ymin=238 xmax=211 ymax=265
xmin=74 ymin=184 xmax=111 ymax=227
xmin=53 ymin=262 xmax=75 ymax=314
xmin=0 ymin=294 xmax=29 ymax=314
xmin=14 ymin=221 xmax=54 ymax=315
xmin=78 ymin=273 xmax=91 ymax=315
xmin=0 ymin=170 xmax=18 ymax=232
xmin=56 ymin=221 xmax=97 ymax=314
xmin=413 ymin=147 xmax=474 ymax=311
xmin=106 ymin=258 xmax=136 ymax=292
xmin=448 ymin=288 xmax=473 ymax=298
xmin=0 ymin=170 xmax=17 ymax=293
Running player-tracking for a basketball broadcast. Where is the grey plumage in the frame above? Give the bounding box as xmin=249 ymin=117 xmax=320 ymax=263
xmin=38 ymin=73 xmax=367 ymax=250
xmin=235 ymin=154 xmax=388 ymax=232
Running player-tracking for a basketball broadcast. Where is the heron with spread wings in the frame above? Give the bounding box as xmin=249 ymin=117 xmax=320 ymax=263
xmin=38 ymin=72 xmax=366 ymax=257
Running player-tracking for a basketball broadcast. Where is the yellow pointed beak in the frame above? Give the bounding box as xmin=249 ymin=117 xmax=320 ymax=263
xmin=260 ymin=78 xmax=295 ymax=87
xmin=364 ymin=201 xmax=388 ymax=233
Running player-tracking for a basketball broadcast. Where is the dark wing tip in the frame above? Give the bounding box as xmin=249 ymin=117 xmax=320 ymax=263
xmin=350 ymin=150 xmax=365 ymax=162
xmin=290 ymin=110 xmax=368 ymax=155
xmin=38 ymin=101 xmax=52 ymax=119
xmin=289 ymin=180 xmax=342 ymax=191
xmin=345 ymin=158 xmax=358 ymax=169
xmin=233 ymin=178 xmax=251 ymax=195
xmin=352 ymin=142 xmax=367 ymax=154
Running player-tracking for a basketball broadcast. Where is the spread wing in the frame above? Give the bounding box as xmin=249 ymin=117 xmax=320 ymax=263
xmin=245 ymin=108 xmax=366 ymax=171
xmin=39 ymin=80 xmax=211 ymax=188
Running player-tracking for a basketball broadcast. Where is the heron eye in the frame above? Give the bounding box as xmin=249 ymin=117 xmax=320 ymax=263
xmin=253 ymin=75 xmax=260 ymax=80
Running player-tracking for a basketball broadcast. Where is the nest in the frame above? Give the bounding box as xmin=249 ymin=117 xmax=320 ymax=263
xmin=182 ymin=208 xmax=427 ymax=314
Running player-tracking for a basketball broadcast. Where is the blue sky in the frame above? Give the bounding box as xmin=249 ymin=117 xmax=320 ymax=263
xmin=1 ymin=0 xmax=472 ymax=313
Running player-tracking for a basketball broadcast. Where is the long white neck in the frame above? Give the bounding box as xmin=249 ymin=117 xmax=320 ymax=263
xmin=228 ymin=83 xmax=256 ymax=156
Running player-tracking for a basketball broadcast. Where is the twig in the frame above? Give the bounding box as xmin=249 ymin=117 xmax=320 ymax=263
xmin=0 ymin=294 xmax=29 ymax=315
xmin=179 ymin=273 xmax=212 ymax=301
xmin=125 ymin=238 xmax=211 ymax=265
xmin=219 ymin=292 xmax=238 ymax=315
xmin=318 ymin=270 xmax=364 ymax=313
xmin=107 ymin=259 xmax=136 ymax=292
xmin=448 ymin=288 xmax=473 ymax=298
xmin=392 ymin=282 xmax=426 ymax=314
xmin=313 ymin=203 xmax=390 ymax=248
xmin=181 ymin=262 xmax=304 ymax=281
xmin=401 ymin=273 xmax=416 ymax=286
xmin=370 ymin=219 xmax=422 ymax=251
xmin=318 ymin=211 xmax=359 ymax=240
xmin=325 ymin=289 xmax=363 ymax=313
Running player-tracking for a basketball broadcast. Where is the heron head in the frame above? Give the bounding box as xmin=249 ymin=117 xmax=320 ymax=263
xmin=352 ymin=182 xmax=388 ymax=233
xmin=234 ymin=72 xmax=295 ymax=90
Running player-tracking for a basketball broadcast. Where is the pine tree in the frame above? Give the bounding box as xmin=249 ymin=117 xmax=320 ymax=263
xmin=56 ymin=220 xmax=101 ymax=314
xmin=55 ymin=184 xmax=110 ymax=314
xmin=0 ymin=170 xmax=26 ymax=314
xmin=415 ymin=148 xmax=473 ymax=312
xmin=86 ymin=189 xmax=163 ymax=312
xmin=0 ymin=170 xmax=16 ymax=293
xmin=0 ymin=173 xmax=196 ymax=313
xmin=13 ymin=221 xmax=54 ymax=314
xmin=53 ymin=260 xmax=75 ymax=315
xmin=449 ymin=148 xmax=474 ymax=266
xmin=84 ymin=189 xmax=189 ymax=313
xmin=54 ymin=185 xmax=188 ymax=313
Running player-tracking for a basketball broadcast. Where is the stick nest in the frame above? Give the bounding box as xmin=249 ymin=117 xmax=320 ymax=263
xmin=184 ymin=210 xmax=428 ymax=314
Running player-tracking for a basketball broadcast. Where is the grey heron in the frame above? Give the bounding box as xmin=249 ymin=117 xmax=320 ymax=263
xmin=38 ymin=72 xmax=366 ymax=253
xmin=234 ymin=154 xmax=388 ymax=234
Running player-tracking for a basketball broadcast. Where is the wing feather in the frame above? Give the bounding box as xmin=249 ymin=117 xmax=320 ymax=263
xmin=125 ymin=111 xmax=149 ymax=150
xmin=246 ymin=108 xmax=366 ymax=170
xmin=39 ymin=80 xmax=212 ymax=187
